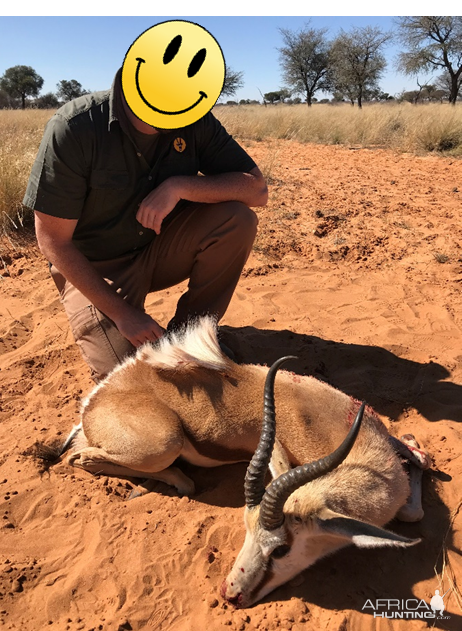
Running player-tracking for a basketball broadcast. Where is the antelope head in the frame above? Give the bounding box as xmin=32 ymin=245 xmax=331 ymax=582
xmin=221 ymin=357 xmax=420 ymax=608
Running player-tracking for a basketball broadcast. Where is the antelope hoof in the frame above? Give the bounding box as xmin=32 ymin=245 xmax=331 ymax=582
xmin=128 ymin=479 xmax=158 ymax=499
xmin=399 ymin=434 xmax=431 ymax=470
xmin=400 ymin=434 xmax=420 ymax=448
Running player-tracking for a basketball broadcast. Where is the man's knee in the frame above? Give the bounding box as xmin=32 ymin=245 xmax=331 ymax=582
xmin=69 ymin=305 xmax=135 ymax=382
xmin=220 ymin=201 xmax=259 ymax=244
xmin=236 ymin=202 xmax=259 ymax=236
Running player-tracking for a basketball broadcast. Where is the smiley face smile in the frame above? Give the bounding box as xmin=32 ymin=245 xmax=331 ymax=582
xmin=135 ymin=57 xmax=207 ymax=116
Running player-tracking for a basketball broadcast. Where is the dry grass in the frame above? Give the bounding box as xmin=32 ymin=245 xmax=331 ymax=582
xmin=214 ymin=102 xmax=462 ymax=154
xmin=434 ymin=501 xmax=462 ymax=615
xmin=1 ymin=103 xmax=462 ymax=236
xmin=0 ymin=109 xmax=53 ymax=237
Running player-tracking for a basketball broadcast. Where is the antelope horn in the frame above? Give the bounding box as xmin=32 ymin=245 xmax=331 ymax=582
xmin=244 ymin=356 xmax=298 ymax=509
xmin=260 ymin=401 xmax=366 ymax=530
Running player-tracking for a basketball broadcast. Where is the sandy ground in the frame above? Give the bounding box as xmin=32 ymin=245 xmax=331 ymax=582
xmin=0 ymin=140 xmax=461 ymax=631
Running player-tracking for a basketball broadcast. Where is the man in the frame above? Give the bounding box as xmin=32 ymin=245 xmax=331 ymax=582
xmin=24 ymin=68 xmax=267 ymax=381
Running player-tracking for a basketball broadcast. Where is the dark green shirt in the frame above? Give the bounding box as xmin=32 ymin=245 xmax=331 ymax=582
xmin=23 ymin=70 xmax=257 ymax=261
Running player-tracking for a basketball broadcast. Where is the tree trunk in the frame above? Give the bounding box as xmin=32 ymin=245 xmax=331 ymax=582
xmin=21 ymin=93 xmax=26 ymax=109
xmin=449 ymin=72 xmax=460 ymax=105
xmin=305 ymin=84 xmax=312 ymax=107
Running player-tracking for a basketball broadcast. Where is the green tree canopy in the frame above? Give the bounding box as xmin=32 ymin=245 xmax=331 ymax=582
xmin=263 ymin=89 xmax=291 ymax=104
xmin=35 ymin=92 xmax=60 ymax=109
xmin=0 ymin=65 xmax=44 ymax=109
xmin=56 ymin=79 xmax=89 ymax=102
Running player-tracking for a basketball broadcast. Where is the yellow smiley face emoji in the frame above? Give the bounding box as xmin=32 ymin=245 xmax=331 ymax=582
xmin=122 ymin=20 xmax=226 ymax=129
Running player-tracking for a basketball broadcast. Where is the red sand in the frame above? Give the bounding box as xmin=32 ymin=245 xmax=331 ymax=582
xmin=0 ymin=141 xmax=461 ymax=630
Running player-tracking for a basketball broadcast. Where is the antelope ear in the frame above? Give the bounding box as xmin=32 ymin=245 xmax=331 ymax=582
xmin=269 ymin=438 xmax=292 ymax=479
xmin=317 ymin=510 xmax=421 ymax=548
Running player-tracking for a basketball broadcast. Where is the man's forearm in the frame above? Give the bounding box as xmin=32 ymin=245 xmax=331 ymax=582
xmin=44 ymin=241 xmax=132 ymax=323
xmin=35 ymin=210 xmax=164 ymax=346
xmin=172 ymin=170 xmax=268 ymax=208
xmin=44 ymin=242 xmax=164 ymax=346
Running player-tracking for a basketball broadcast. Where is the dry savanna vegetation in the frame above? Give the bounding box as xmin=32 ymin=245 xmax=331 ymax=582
xmin=0 ymin=109 xmax=52 ymax=238
xmin=1 ymin=103 xmax=462 ymax=239
xmin=217 ymin=102 xmax=462 ymax=153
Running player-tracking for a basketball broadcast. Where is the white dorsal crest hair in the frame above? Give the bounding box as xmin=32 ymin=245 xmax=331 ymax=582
xmin=137 ymin=316 xmax=230 ymax=372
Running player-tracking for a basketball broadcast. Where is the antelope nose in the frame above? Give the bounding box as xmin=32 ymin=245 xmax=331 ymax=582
xmin=220 ymin=580 xmax=244 ymax=607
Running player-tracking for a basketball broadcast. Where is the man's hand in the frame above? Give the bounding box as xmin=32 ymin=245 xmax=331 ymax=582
xmin=136 ymin=178 xmax=180 ymax=235
xmin=136 ymin=166 xmax=268 ymax=235
xmin=113 ymin=304 xmax=165 ymax=347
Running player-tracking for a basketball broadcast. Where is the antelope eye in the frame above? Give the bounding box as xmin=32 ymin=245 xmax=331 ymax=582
xmin=271 ymin=544 xmax=291 ymax=559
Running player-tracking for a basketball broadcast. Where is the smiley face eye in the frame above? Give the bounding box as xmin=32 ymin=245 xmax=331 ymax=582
xmin=163 ymin=35 xmax=182 ymax=64
xmin=188 ymin=48 xmax=206 ymax=78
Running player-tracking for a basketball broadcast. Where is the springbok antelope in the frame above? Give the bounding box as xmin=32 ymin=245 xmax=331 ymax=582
xmin=221 ymin=357 xmax=428 ymax=607
xmin=48 ymin=317 xmax=429 ymax=607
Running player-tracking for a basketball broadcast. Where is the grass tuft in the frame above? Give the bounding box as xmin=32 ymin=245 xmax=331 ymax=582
xmin=0 ymin=109 xmax=53 ymax=237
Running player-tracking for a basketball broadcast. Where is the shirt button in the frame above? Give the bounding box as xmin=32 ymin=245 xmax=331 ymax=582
xmin=139 ymin=231 xmax=144 ymax=235
xmin=148 ymin=175 xmax=152 ymax=181
xmin=137 ymin=152 xmax=142 ymax=157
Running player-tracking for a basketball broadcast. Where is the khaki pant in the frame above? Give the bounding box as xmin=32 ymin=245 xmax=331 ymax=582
xmin=51 ymin=201 xmax=258 ymax=381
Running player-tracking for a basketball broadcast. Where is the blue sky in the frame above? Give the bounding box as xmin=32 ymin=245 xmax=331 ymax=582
xmin=0 ymin=14 xmax=455 ymax=103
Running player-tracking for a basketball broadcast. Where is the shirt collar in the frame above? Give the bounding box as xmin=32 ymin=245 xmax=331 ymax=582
xmin=108 ymin=68 xmax=123 ymax=131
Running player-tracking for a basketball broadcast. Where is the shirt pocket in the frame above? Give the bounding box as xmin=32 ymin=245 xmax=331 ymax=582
xmin=88 ymin=169 xmax=131 ymax=220
xmin=90 ymin=169 xmax=130 ymax=189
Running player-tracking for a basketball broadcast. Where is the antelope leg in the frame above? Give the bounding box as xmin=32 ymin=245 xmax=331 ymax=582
xmin=395 ymin=434 xmax=427 ymax=522
xmin=70 ymin=446 xmax=195 ymax=496
xmin=396 ymin=463 xmax=424 ymax=522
